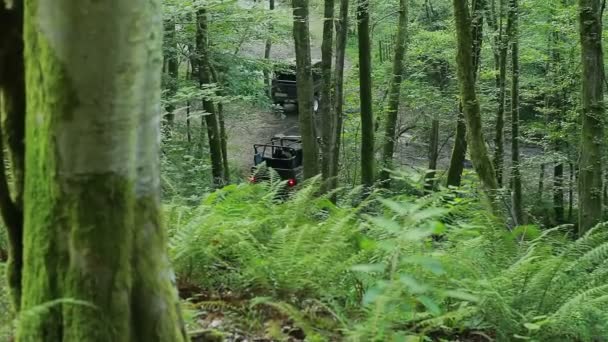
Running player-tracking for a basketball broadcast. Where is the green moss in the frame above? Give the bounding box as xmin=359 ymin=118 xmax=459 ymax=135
xmin=18 ymin=1 xmax=186 ymax=341
xmin=189 ymin=329 xmax=225 ymax=342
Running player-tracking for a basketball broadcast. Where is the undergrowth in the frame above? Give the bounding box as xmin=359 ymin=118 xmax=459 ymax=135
xmin=166 ymin=178 xmax=608 ymax=341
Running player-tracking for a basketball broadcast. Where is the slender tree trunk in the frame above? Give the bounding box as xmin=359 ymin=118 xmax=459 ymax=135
xmin=447 ymin=0 xmax=484 ymax=187
xmin=320 ymin=0 xmax=335 ymax=190
xmin=18 ymin=1 xmax=187 ymax=340
xmin=508 ymin=0 xmax=524 ymax=224
xmin=446 ymin=106 xmax=468 ymax=187
xmin=186 ymin=60 xmax=193 ymax=144
xmin=379 ymin=0 xmax=408 ymax=187
xmin=578 ymin=0 xmax=604 ymax=233
xmin=569 ymin=162 xmax=575 ymax=222
xmin=163 ymin=19 xmax=179 ymax=129
xmin=329 ymin=0 xmax=349 ymax=196
xmin=547 ymin=24 xmax=566 ymax=223
xmin=0 ymin=0 xmax=25 ymax=310
xmin=357 ymin=0 xmax=375 ymax=187
xmin=196 ymin=9 xmax=225 ymax=186
xmin=217 ymin=101 xmax=229 ymax=183
xmin=210 ymin=67 xmax=230 ymax=184
xmin=425 ymin=119 xmax=440 ymax=192
xmin=490 ymin=0 xmax=507 ymax=187
xmin=452 ymin=0 xmax=499 ymax=194
xmin=293 ymin=0 xmax=320 ymax=178
xmin=554 ymin=161 xmax=564 ymax=222
xmin=264 ymin=0 xmax=275 ymax=97
xmin=538 ymin=163 xmax=545 ymax=201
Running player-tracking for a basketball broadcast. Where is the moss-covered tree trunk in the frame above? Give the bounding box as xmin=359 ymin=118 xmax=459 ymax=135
xmin=452 ymin=0 xmax=499 ymax=194
xmin=18 ymin=0 xmax=187 ymax=340
xmin=379 ymin=0 xmax=408 ymax=187
xmin=329 ymin=0 xmax=349 ymax=197
xmin=196 ymin=9 xmax=225 ymax=186
xmin=0 ymin=0 xmax=25 ymax=310
xmin=508 ymin=0 xmax=524 ymax=224
xmin=578 ymin=0 xmax=604 ymax=233
xmin=293 ymin=0 xmax=320 ymax=178
xmin=320 ymin=0 xmax=335 ymax=191
xmin=447 ymin=0 xmax=484 ymax=188
xmin=357 ymin=0 xmax=375 ymax=187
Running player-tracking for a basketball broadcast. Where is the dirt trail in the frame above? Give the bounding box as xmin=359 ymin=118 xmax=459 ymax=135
xmin=225 ymin=0 xmax=327 ymax=176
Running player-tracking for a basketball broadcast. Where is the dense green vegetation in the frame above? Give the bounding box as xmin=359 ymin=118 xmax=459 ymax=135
xmin=2 ymin=0 xmax=608 ymax=340
xmin=166 ymin=180 xmax=608 ymax=340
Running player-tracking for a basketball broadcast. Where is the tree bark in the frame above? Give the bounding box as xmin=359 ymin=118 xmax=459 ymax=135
xmin=329 ymin=0 xmax=349 ymax=197
xmin=320 ymin=0 xmax=335 ymax=191
xmin=447 ymin=0 xmax=484 ymax=187
xmin=578 ymin=0 xmax=604 ymax=233
xmin=18 ymin=1 xmax=186 ymax=340
xmin=379 ymin=0 xmax=408 ymax=187
xmin=196 ymin=9 xmax=225 ymax=186
xmin=452 ymin=0 xmax=499 ymax=194
xmin=293 ymin=0 xmax=320 ymax=179
xmin=0 ymin=0 xmax=25 ymax=311
xmin=357 ymin=0 xmax=375 ymax=187
xmin=508 ymin=0 xmax=524 ymax=224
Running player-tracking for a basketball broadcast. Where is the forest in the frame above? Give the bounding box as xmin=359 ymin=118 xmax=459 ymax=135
xmin=1 ymin=0 xmax=608 ymax=340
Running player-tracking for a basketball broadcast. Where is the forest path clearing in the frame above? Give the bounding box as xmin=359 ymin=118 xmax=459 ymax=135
xmin=225 ymin=0 xmax=335 ymax=177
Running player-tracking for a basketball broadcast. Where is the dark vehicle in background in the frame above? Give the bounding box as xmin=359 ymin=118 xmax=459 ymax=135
xmin=271 ymin=60 xmax=322 ymax=112
xmin=250 ymin=136 xmax=303 ymax=188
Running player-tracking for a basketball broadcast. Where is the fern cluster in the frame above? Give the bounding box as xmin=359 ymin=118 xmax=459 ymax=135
xmin=459 ymin=223 xmax=608 ymax=341
xmin=167 ymin=178 xmax=368 ymax=306
xmin=167 ymin=180 xmax=608 ymax=341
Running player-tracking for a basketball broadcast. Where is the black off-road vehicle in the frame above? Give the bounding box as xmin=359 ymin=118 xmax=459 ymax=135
xmin=250 ymin=136 xmax=303 ymax=188
xmin=271 ymin=60 xmax=322 ymax=112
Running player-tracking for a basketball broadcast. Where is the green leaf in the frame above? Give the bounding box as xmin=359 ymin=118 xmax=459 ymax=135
xmin=443 ymin=290 xmax=479 ymax=302
xmin=524 ymin=323 xmax=541 ymax=331
xmin=367 ymin=216 xmax=402 ymax=233
xmin=351 ymin=263 xmax=386 ymax=273
xmin=402 ymin=256 xmax=445 ymax=275
xmin=362 ymin=287 xmax=382 ymax=306
xmin=379 ymin=198 xmax=411 ymax=216
xmin=513 ymin=334 xmax=531 ymax=340
xmin=417 ymin=295 xmax=441 ymax=315
xmin=399 ymin=275 xmax=429 ymax=294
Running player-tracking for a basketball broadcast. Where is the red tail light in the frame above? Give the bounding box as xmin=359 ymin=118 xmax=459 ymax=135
xmin=287 ymin=178 xmax=297 ymax=187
